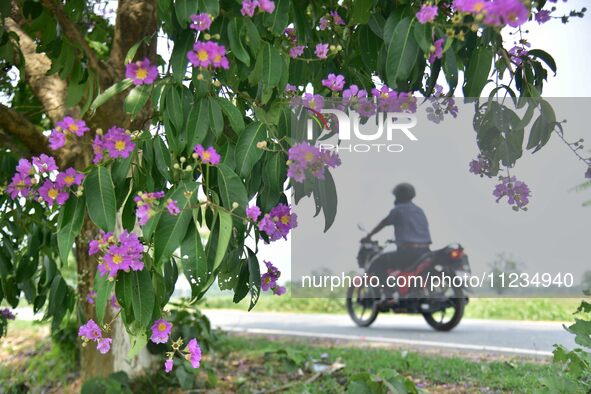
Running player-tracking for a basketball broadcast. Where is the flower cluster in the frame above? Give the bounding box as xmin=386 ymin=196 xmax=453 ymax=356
xmin=7 ymin=156 xmax=84 ymax=207
xmin=428 ymin=38 xmax=445 ymax=64
xmin=371 ymin=86 xmax=417 ymax=113
xmin=147 ymin=317 xmax=202 ymax=374
xmin=0 ymin=308 xmax=16 ymax=320
xmin=319 ymin=10 xmax=345 ymax=30
xmin=261 ymin=261 xmax=286 ymax=295
xmin=190 ymin=13 xmax=212 ymax=31
xmin=493 ymin=176 xmax=531 ymax=211
xmin=187 ymin=41 xmax=229 ymax=70
xmin=258 ymin=203 xmax=298 ymax=242
xmin=287 ymin=142 xmax=341 ymax=183
xmin=88 ymin=230 xmax=144 ymax=278
xmin=151 ymin=319 xmax=172 ymax=344
xmin=134 ymin=191 xmax=180 ymax=225
xmin=125 ymin=58 xmax=158 ymax=85
xmin=240 ymin=0 xmax=275 ymax=17
xmin=452 ymin=0 xmax=530 ymax=28
xmin=246 ymin=205 xmax=261 ymax=222
xmin=49 ymin=117 xmax=89 ymax=150
xmin=426 ymin=85 xmax=459 ymax=124
xmin=92 ymin=126 xmax=136 ymax=164
xmin=284 ymin=28 xmax=305 ymax=59
xmin=193 ymin=144 xmax=221 ymax=165
xmin=78 ymin=319 xmax=112 ymax=354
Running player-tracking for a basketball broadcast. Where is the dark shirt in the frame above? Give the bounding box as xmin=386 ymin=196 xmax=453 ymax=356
xmin=385 ymin=202 xmax=432 ymax=244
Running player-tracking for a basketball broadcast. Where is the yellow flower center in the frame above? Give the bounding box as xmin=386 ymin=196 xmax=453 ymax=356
xmin=304 ymin=152 xmax=315 ymax=162
xmin=17 ymin=180 xmax=25 ymax=188
xmin=213 ymin=54 xmax=222 ymax=63
xmin=280 ymin=215 xmax=290 ymax=225
xmin=115 ymin=140 xmax=126 ymax=151
xmin=112 ymin=254 xmax=123 ymax=264
xmin=473 ymin=2 xmax=486 ymax=12
xmin=202 ymin=151 xmax=211 ymax=160
xmin=136 ymin=68 xmax=148 ymax=80
xmin=70 ymin=124 xmax=79 ymax=132
xmin=158 ymin=322 xmax=167 ymax=332
xmin=64 ymin=175 xmax=75 ymax=185
xmin=309 ymin=100 xmax=317 ymax=109
xmin=197 ymin=50 xmax=209 ymax=62
xmin=48 ymin=188 xmax=59 ymax=199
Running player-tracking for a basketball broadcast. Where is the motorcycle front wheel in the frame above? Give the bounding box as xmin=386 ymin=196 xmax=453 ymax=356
xmin=422 ymin=286 xmax=465 ymax=331
xmin=346 ymin=283 xmax=379 ymax=327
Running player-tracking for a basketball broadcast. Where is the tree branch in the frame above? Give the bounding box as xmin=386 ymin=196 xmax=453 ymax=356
xmin=109 ymin=0 xmax=157 ymax=78
xmin=0 ymin=104 xmax=50 ymax=156
xmin=4 ymin=17 xmax=68 ymax=123
xmin=39 ymin=0 xmax=115 ymax=86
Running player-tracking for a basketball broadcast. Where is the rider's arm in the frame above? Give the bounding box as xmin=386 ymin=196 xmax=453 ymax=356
xmin=363 ymin=217 xmax=391 ymax=241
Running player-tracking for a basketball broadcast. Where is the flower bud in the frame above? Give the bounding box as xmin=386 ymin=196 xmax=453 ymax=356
xmin=204 ymin=33 xmax=211 ymax=40
xmin=256 ymin=140 xmax=267 ymax=149
xmin=329 ymin=44 xmax=336 ymax=51
xmin=185 ymin=165 xmax=193 ymax=172
xmin=173 ymin=163 xmax=180 ymax=169
xmin=213 ymin=80 xmax=221 ymax=87
xmin=232 ymin=202 xmax=239 ymax=209
xmin=180 ymin=156 xmax=186 ymax=163
xmin=197 ymin=73 xmax=204 ymax=81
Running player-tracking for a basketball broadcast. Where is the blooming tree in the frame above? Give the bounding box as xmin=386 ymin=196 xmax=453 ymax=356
xmin=0 ymin=0 xmax=587 ymax=379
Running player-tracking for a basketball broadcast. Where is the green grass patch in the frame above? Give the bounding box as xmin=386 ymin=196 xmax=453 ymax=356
xmin=204 ymin=293 xmax=585 ymax=322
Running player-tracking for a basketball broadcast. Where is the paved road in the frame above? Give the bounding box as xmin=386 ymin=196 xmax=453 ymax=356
xmin=204 ymin=310 xmax=576 ymax=357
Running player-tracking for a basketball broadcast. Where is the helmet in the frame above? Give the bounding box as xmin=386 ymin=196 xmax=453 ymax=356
xmin=392 ymin=183 xmax=416 ymax=202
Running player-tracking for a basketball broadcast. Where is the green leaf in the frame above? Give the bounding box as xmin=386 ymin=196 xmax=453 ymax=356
xmin=186 ymin=98 xmax=210 ymax=153
xmin=175 ymin=0 xmax=199 ymax=26
xmin=246 ymin=248 xmax=260 ymax=311
xmin=217 ymin=163 xmax=248 ymax=211
xmin=258 ymin=42 xmax=283 ymax=88
xmin=463 ymin=46 xmax=493 ymax=97
xmin=85 ymin=166 xmax=117 ymax=232
xmin=350 ymin=0 xmax=372 ymax=24
xmin=91 ymin=79 xmax=133 ymax=111
xmin=263 ymin=0 xmax=289 ymax=35
xmin=164 ymin=84 xmax=184 ymax=132
xmin=227 ymin=18 xmax=250 ymax=66
xmin=94 ymin=272 xmax=114 ymax=325
xmin=213 ymin=209 xmax=232 ymax=272
xmin=154 ymin=181 xmax=198 ymax=264
xmin=208 ymin=96 xmax=224 ymax=137
xmin=130 ymin=269 xmax=155 ymax=329
xmin=128 ymin=332 xmax=148 ymax=359
xmin=385 ymin=17 xmax=419 ymax=87
xmin=198 ymin=0 xmax=218 ymax=16
xmin=235 ymin=122 xmax=266 ymax=178
xmin=124 ymin=84 xmax=152 ymax=116
xmin=180 ymin=223 xmax=208 ymax=298
xmin=216 ymin=97 xmax=245 ymax=133
xmin=171 ymin=30 xmax=195 ymax=83
xmin=527 ymin=49 xmax=557 ymax=74
xmin=57 ymin=194 xmax=85 ymax=265
xmin=315 ymin=171 xmax=337 ymax=232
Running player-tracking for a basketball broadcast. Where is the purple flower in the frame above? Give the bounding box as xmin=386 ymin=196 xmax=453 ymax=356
xmin=49 ymin=130 xmax=66 ymax=150
xmin=493 ymin=176 xmax=531 ymax=210
xmin=96 ymin=338 xmax=112 ymax=354
xmin=416 ymin=5 xmax=438 ymax=24
xmin=32 ymin=154 xmax=58 ymax=173
xmin=56 ymin=116 xmax=89 ymax=137
xmin=315 ymin=43 xmax=329 ymax=59
xmin=7 ymin=173 xmax=32 ymax=200
xmin=287 ymin=142 xmax=341 ymax=183
xmin=484 ymin=0 xmax=530 ymax=27
xmin=125 ymin=58 xmax=158 ymax=85
xmin=135 ymin=191 xmax=165 ymax=225
xmin=78 ymin=319 xmax=102 ymax=341
xmin=469 ymin=156 xmax=490 ymax=176
xmin=164 ymin=359 xmax=174 ymax=373
xmin=190 ymin=13 xmax=212 ymax=31
xmin=0 ymin=308 xmax=16 ymax=320
xmin=260 ymin=261 xmax=285 ymax=295
xmin=186 ymin=338 xmax=202 ymax=368
xmin=319 ymin=16 xmax=330 ymax=30
xmin=166 ymin=199 xmax=180 ymax=215
xmin=188 ymin=41 xmax=229 ymax=70
xmin=258 ymin=203 xmax=297 ymax=242
xmin=302 ymin=93 xmax=324 ymax=111
xmin=246 ymin=205 xmax=261 ymax=221
xmin=273 ymin=285 xmax=286 ymax=295
xmin=86 ymin=290 xmax=97 ymax=304
xmin=16 ymin=159 xmax=34 ymax=176
xmin=150 ymin=319 xmax=172 ymax=344
xmin=193 ymin=144 xmax=221 ymax=165
xmin=289 ymin=45 xmax=305 ymax=58
xmin=357 ymin=98 xmax=377 ymax=117
xmin=56 ymin=167 xmax=85 ymax=188
xmin=330 ymin=11 xmax=345 ymax=25
xmin=535 ymin=10 xmax=551 ymax=24
xmin=321 ymin=73 xmax=346 ymax=92
xmin=96 ymin=230 xmax=143 ymax=278
xmin=105 ymin=127 xmax=135 ymax=159
xmin=38 ymin=180 xmax=69 ymax=206
xmin=259 ymin=0 xmax=275 ymax=13
xmin=241 ymin=0 xmax=258 ymax=17
xmin=428 ymin=38 xmax=445 ymax=64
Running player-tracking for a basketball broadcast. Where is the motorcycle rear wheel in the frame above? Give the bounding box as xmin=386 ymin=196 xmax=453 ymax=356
xmin=346 ymin=284 xmax=379 ymax=327
xmin=422 ymin=287 xmax=465 ymax=331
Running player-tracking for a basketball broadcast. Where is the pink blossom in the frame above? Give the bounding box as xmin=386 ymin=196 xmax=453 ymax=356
xmin=246 ymin=205 xmax=261 ymax=221
xmin=186 ymin=338 xmax=202 ymax=368
xmin=193 ymin=144 xmax=221 ymax=165
xmin=125 ymin=58 xmax=158 ymax=85
xmin=289 ymin=45 xmax=305 ymax=58
xmin=241 ymin=0 xmax=258 ymax=16
xmin=96 ymin=338 xmax=112 ymax=354
xmin=49 ymin=130 xmax=66 ymax=150
xmin=38 ymin=180 xmax=69 ymax=206
xmin=166 ymin=199 xmax=181 ymax=215
xmin=416 ymin=5 xmax=438 ymax=24
xmin=190 ymin=13 xmax=212 ymax=31
xmin=164 ymin=359 xmax=174 ymax=373
xmin=315 ymin=43 xmax=329 ymax=59
xmin=321 ymin=73 xmax=346 ymax=92
xmin=150 ymin=319 xmax=172 ymax=344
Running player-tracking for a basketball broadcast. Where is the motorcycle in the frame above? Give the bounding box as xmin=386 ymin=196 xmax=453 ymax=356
xmin=346 ymin=239 xmax=471 ymax=331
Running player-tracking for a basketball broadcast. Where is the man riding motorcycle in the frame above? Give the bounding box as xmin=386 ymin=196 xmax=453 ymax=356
xmin=361 ymin=183 xmax=431 ymax=284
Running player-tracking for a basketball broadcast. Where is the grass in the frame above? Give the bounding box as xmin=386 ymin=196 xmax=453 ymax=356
xmin=203 ymin=293 xmax=586 ymax=322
